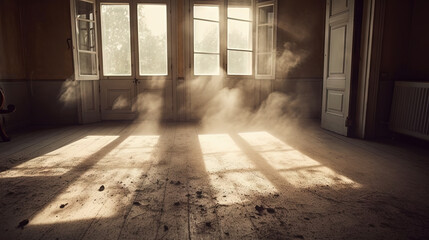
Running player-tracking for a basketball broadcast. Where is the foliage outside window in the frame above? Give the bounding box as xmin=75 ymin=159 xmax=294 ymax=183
xmin=100 ymin=4 xmax=132 ymax=76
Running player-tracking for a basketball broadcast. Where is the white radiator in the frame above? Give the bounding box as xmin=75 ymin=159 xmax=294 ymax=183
xmin=389 ymin=81 xmax=429 ymax=140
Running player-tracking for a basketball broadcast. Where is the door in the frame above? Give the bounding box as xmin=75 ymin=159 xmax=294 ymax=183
xmin=70 ymin=0 xmax=101 ymax=124
xmin=321 ymin=0 xmax=355 ymax=135
xmin=98 ymin=0 xmax=172 ymax=120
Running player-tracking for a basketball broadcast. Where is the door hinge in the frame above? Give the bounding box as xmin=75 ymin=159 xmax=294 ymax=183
xmin=345 ymin=116 xmax=352 ymax=128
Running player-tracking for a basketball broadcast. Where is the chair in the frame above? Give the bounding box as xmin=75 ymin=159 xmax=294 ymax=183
xmin=0 ymin=88 xmax=16 ymax=141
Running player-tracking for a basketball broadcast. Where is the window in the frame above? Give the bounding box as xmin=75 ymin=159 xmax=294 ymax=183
xmin=191 ymin=0 xmax=276 ymax=78
xmin=256 ymin=2 xmax=276 ymax=78
xmin=193 ymin=5 xmax=220 ymax=76
xmin=138 ymin=4 xmax=168 ymax=76
xmin=227 ymin=0 xmax=253 ymax=75
xmin=71 ymin=0 xmax=99 ymax=80
xmin=100 ymin=4 xmax=132 ymax=76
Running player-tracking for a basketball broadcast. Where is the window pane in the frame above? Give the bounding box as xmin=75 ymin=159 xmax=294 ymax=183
xmin=194 ymin=5 xmax=219 ymax=21
xmin=138 ymin=4 xmax=168 ymax=76
xmin=257 ymin=25 xmax=273 ymax=53
xmin=228 ymin=19 xmax=252 ymax=50
xmin=194 ymin=20 xmax=219 ymax=53
xmin=79 ymin=52 xmax=97 ymax=75
xmin=258 ymin=5 xmax=274 ymax=24
xmin=257 ymin=53 xmax=272 ymax=75
xmin=101 ymin=4 xmax=132 ymax=76
xmin=228 ymin=50 xmax=252 ymax=75
xmin=76 ymin=0 xmax=94 ymax=20
xmin=194 ymin=54 xmax=219 ymax=75
xmin=77 ymin=20 xmax=96 ymax=52
xmin=228 ymin=7 xmax=251 ymax=20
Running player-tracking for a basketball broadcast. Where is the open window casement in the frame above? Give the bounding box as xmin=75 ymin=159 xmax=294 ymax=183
xmin=71 ymin=0 xmax=100 ymax=80
xmin=255 ymin=0 xmax=276 ymax=79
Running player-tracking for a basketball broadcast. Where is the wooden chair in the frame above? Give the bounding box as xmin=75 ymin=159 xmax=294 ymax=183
xmin=0 ymin=88 xmax=16 ymax=141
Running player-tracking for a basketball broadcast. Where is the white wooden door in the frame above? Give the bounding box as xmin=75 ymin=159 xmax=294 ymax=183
xmin=98 ymin=2 xmax=136 ymax=120
xmin=98 ymin=0 xmax=172 ymax=120
xmin=321 ymin=0 xmax=355 ymax=136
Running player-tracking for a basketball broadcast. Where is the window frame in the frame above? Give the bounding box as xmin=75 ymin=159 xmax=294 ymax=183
xmin=97 ymin=0 xmax=172 ymax=80
xmin=190 ymin=1 xmax=224 ymax=79
xmin=71 ymin=0 xmax=100 ymax=80
xmin=98 ymin=1 xmax=134 ymax=80
xmin=134 ymin=0 xmax=172 ymax=80
xmin=255 ymin=0 xmax=277 ymax=79
xmin=226 ymin=0 xmax=254 ymax=77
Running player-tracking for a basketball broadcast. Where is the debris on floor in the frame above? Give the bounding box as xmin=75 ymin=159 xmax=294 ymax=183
xmin=196 ymin=191 xmax=203 ymax=198
xmin=98 ymin=185 xmax=105 ymax=191
xmin=255 ymin=205 xmax=265 ymax=213
xmin=267 ymin=208 xmax=275 ymax=214
xmin=59 ymin=203 xmax=68 ymax=209
xmin=17 ymin=219 xmax=29 ymax=229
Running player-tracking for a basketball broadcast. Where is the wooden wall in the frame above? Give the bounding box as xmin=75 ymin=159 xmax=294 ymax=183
xmin=0 ymin=0 xmax=26 ymax=80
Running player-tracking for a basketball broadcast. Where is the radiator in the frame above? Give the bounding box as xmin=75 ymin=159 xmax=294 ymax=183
xmin=389 ymin=81 xmax=429 ymax=140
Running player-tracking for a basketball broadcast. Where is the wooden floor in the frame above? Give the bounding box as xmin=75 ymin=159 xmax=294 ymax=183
xmin=0 ymin=121 xmax=428 ymax=240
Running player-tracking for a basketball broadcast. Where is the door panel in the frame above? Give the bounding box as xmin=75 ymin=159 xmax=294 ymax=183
xmin=100 ymin=80 xmax=136 ymax=120
xmin=321 ymin=0 xmax=355 ymax=135
xmin=79 ymin=80 xmax=100 ymax=123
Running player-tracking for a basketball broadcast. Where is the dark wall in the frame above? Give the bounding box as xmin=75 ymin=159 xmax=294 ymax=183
xmin=274 ymin=0 xmax=325 ymax=119
xmin=406 ymin=0 xmax=429 ymax=81
xmin=21 ymin=0 xmax=74 ymax=79
xmin=0 ymin=0 xmax=26 ymax=80
xmin=276 ymin=0 xmax=325 ymax=79
xmin=0 ymin=0 xmax=78 ymax=129
xmin=375 ymin=0 xmax=429 ymax=137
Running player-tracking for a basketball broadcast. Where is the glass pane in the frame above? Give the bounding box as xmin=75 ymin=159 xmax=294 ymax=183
xmin=258 ymin=5 xmax=274 ymax=24
xmin=76 ymin=0 xmax=94 ymax=20
xmin=257 ymin=25 xmax=273 ymax=53
xmin=79 ymin=52 xmax=97 ymax=75
xmin=100 ymin=4 xmax=132 ymax=76
xmin=194 ymin=54 xmax=219 ymax=75
xmin=228 ymin=19 xmax=252 ymax=50
xmin=138 ymin=4 xmax=168 ymax=76
xmin=228 ymin=7 xmax=251 ymax=20
xmin=194 ymin=5 xmax=219 ymax=21
xmin=194 ymin=20 xmax=219 ymax=53
xmin=227 ymin=50 xmax=252 ymax=75
xmin=77 ymin=20 xmax=96 ymax=52
xmin=257 ymin=53 xmax=272 ymax=75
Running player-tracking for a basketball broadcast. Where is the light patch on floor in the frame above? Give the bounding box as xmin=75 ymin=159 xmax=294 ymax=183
xmin=0 ymin=136 xmax=119 ymax=178
xmin=29 ymin=135 xmax=159 ymax=225
xmin=238 ymin=131 xmax=360 ymax=188
xmin=198 ymin=134 xmax=276 ymax=205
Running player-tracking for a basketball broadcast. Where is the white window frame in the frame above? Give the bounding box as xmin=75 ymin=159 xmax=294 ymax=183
xmin=190 ymin=1 xmax=224 ymax=78
xmin=71 ymin=0 xmax=100 ymax=80
xmin=255 ymin=0 xmax=277 ymax=79
xmin=98 ymin=1 xmax=134 ymax=80
xmin=135 ymin=0 xmax=172 ymax=80
xmin=97 ymin=0 xmax=172 ymax=80
xmin=226 ymin=0 xmax=254 ymax=77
